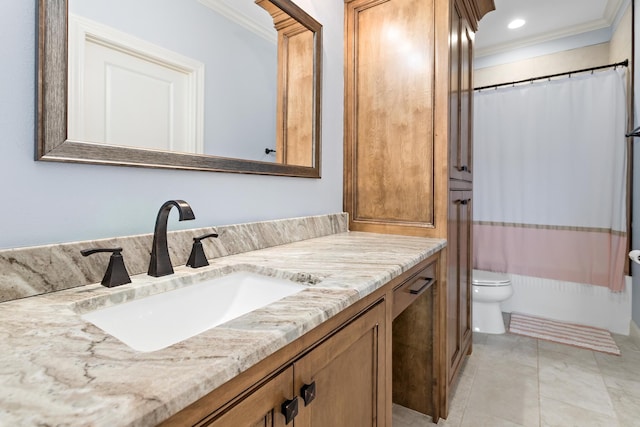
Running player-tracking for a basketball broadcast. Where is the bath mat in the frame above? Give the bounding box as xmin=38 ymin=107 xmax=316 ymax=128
xmin=508 ymin=313 xmax=620 ymax=356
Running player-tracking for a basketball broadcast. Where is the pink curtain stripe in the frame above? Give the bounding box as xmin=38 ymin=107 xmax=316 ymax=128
xmin=473 ymin=223 xmax=627 ymax=291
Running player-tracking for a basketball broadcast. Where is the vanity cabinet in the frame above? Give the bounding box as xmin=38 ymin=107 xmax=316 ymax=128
xmin=446 ymin=189 xmax=473 ymax=393
xmin=446 ymin=0 xmax=476 ymax=408
xmin=344 ymin=0 xmax=444 ymax=237
xmin=201 ymin=367 xmax=293 ymax=427
xmin=449 ymin=0 xmax=474 ymax=183
xmin=294 ymin=302 xmax=384 ymax=426
xmin=161 ymin=254 xmax=442 ymax=427
xmin=161 ymin=299 xmax=386 ymax=427
xmin=391 ymin=260 xmax=441 ymax=419
xmin=343 ymin=0 xmax=493 ymax=419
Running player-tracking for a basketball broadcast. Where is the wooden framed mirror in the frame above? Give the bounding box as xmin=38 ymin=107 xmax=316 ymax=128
xmin=37 ymin=0 xmax=322 ymax=177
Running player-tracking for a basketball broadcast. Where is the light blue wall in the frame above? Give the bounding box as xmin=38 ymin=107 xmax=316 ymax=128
xmin=0 ymin=0 xmax=343 ymax=250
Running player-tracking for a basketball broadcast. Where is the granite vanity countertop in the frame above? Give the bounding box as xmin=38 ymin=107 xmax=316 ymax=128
xmin=0 ymin=231 xmax=445 ymax=426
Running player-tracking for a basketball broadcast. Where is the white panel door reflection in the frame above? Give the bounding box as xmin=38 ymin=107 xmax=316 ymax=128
xmin=68 ymin=15 xmax=204 ymax=153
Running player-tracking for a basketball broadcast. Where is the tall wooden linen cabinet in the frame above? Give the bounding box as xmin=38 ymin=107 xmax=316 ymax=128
xmin=343 ymin=0 xmax=494 ymax=420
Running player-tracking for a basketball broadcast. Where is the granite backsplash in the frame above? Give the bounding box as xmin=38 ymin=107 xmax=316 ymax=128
xmin=0 ymin=213 xmax=348 ymax=303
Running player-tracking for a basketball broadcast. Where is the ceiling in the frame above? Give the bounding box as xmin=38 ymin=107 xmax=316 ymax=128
xmin=475 ymin=0 xmax=629 ymax=58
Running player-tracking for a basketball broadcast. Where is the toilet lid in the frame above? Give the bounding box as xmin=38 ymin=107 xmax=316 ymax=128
xmin=472 ymin=270 xmax=511 ymax=286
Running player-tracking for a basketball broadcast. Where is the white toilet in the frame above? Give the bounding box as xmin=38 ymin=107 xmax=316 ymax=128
xmin=472 ymin=270 xmax=513 ymax=334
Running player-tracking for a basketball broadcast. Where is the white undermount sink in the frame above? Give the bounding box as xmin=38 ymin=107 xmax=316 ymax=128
xmin=81 ymin=271 xmax=305 ymax=352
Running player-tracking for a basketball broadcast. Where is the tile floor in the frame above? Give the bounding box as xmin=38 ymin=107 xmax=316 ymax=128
xmin=393 ymin=318 xmax=640 ymax=427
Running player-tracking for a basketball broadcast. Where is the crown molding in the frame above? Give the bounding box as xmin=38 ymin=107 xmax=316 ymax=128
xmin=197 ymin=0 xmax=277 ymax=44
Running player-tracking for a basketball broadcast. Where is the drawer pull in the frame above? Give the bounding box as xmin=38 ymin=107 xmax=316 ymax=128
xmin=281 ymin=397 xmax=299 ymax=424
xmin=409 ymin=277 xmax=434 ymax=295
xmin=301 ymin=381 xmax=316 ymax=406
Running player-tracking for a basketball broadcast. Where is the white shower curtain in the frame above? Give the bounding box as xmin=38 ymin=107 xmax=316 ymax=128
xmin=473 ymin=69 xmax=628 ymax=292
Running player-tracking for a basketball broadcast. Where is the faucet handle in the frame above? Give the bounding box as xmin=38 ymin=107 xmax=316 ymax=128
xmin=186 ymin=233 xmax=219 ymax=268
xmin=81 ymin=247 xmax=132 ymax=288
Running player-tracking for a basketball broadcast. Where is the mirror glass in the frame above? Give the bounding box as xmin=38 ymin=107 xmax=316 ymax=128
xmin=37 ymin=0 xmax=322 ymax=177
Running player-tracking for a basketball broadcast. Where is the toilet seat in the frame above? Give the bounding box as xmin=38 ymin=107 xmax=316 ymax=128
xmin=472 ymin=269 xmax=510 ymax=286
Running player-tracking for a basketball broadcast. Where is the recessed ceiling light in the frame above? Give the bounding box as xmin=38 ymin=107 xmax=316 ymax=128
xmin=508 ymin=19 xmax=526 ymax=29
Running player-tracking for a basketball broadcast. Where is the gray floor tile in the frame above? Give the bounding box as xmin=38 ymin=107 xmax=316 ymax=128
xmin=607 ymin=386 xmax=640 ymax=427
xmin=540 ymin=396 xmax=621 ymax=427
xmin=539 ymin=353 xmax=615 ymax=416
xmin=465 ymin=361 xmax=539 ymax=426
xmin=595 ymin=347 xmax=640 ymax=383
xmin=392 ymin=326 xmax=640 ymax=427
xmin=612 ymin=333 xmax=640 ymax=353
xmin=537 ymin=339 xmax=599 ymax=368
xmin=460 ymin=407 xmax=526 ymax=427
xmin=392 ymin=403 xmax=439 ymax=426
xmin=476 ymin=333 xmax=539 ymax=369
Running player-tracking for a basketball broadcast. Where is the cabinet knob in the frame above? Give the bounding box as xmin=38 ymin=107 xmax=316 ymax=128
xmin=301 ymin=381 xmax=316 ymax=406
xmin=281 ymin=397 xmax=299 ymax=424
xmin=459 ymin=165 xmax=469 ymax=172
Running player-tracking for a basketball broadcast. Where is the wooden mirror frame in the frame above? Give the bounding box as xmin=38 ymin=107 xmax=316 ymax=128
xmin=36 ymin=0 xmax=322 ymax=177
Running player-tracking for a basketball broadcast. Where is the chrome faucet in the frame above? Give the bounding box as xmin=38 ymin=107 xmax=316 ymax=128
xmin=148 ymin=200 xmax=195 ymax=277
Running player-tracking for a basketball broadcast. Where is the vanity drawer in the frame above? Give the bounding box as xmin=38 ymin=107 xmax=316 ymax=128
xmin=392 ymin=261 xmax=436 ymax=319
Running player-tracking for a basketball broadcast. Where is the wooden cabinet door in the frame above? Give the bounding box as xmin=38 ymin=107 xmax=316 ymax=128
xmin=446 ymin=190 xmax=473 ymax=386
xmin=164 ymin=300 xmax=386 ymax=427
xmin=202 ymin=367 xmax=294 ymax=427
xmin=449 ymin=2 xmax=474 ymax=182
xmin=344 ymin=0 xmax=438 ymax=235
xmin=458 ymin=192 xmax=473 ymax=360
xmin=294 ymin=301 xmax=386 ymax=427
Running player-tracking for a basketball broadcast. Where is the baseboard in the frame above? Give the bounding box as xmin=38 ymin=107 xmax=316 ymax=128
xmin=488 ymin=271 xmax=632 ymax=335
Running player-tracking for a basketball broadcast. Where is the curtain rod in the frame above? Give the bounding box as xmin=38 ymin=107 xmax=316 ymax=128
xmin=474 ymin=59 xmax=629 ymax=92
